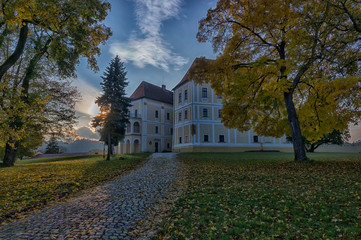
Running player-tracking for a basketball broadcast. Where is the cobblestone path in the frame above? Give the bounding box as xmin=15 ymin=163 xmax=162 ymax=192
xmin=0 ymin=153 xmax=179 ymax=240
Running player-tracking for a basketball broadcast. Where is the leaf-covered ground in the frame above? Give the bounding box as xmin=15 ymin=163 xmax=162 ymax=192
xmin=0 ymin=153 xmax=150 ymax=225
xmin=156 ymin=152 xmax=361 ymax=239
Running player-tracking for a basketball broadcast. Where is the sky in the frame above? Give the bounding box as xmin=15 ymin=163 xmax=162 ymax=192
xmin=73 ymin=0 xmax=217 ymax=137
xmin=72 ymin=0 xmax=361 ymax=143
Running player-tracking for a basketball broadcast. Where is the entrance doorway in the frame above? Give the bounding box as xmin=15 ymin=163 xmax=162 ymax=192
xmin=155 ymin=142 xmax=159 ymax=152
xmin=134 ymin=140 xmax=140 ymax=153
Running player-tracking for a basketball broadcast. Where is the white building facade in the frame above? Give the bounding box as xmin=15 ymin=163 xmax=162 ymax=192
xmin=172 ymin=60 xmax=293 ymax=152
xmin=118 ymin=81 xmax=173 ymax=153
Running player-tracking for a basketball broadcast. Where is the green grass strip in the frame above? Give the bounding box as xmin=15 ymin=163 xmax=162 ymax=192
xmin=156 ymin=152 xmax=361 ymax=239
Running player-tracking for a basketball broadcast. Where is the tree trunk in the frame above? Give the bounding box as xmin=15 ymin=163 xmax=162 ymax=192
xmin=0 ymin=23 xmax=29 ymax=82
xmin=308 ymin=144 xmax=316 ymax=153
xmin=284 ymin=92 xmax=308 ymax=161
xmin=3 ymin=142 xmax=19 ymax=167
xmin=2 ymin=40 xmax=51 ymax=166
xmin=106 ymin=131 xmax=111 ymax=161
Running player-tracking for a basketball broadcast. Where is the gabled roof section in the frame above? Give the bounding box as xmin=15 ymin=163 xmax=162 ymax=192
xmin=130 ymin=81 xmax=173 ymax=105
xmin=173 ymin=57 xmax=214 ymax=90
xmin=173 ymin=58 xmax=201 ymax=90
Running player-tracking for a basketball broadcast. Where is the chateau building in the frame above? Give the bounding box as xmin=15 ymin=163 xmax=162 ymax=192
xmin=117 ymin=81 xmax=173 ymax=153
xmin=172 ymin=59 xmax=293 ymax=152
xmin=119 ymin=59 xmax=292 ymax=153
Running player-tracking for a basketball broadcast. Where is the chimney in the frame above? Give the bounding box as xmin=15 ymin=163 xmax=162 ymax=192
xmin=162 ymin=85 xmax=166 ymax=89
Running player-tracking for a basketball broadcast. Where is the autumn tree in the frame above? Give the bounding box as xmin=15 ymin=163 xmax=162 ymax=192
xmin=92 ymin=56 xmax=131 ymax=161
xmin=0 ymin=0 xmax=111 ymax=166
xmin=16 ymin=123 xmax=43 ymax=159
xmin=287 ymin=129 xmax=350 ymax=153
xmin=193 ymin=0 xmax=361 ymax=161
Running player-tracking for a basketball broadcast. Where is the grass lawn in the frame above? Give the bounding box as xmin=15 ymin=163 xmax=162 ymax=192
xmin=0 ymin=153 xmax=150 ymax=225
xmin=156 ymin=152 xmax=361 ymax=239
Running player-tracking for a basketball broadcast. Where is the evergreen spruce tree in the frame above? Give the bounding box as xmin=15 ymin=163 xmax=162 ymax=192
xmin=45 ymin=137 xmax=60 ymax=154
xmin=92 ymin=56 xmax=131 ymax=160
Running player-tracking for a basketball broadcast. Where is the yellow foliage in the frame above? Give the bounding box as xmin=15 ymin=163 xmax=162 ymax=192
xmin=193 ymin=0 xmax=361 ymax=142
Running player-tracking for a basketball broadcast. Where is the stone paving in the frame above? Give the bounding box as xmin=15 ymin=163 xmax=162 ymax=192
xmin=0 ymin=153 xmax=180 ymax=240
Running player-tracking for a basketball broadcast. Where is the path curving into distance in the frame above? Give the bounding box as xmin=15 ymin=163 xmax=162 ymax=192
xmin=0 ymin=153 xmax=180 ymax=240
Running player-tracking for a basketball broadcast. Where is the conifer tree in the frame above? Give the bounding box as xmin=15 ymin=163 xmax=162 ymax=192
xmin=92 ymin=56 xmax=131 ymax=160
xmin=45 ymin=137 xmax=60 ymax=154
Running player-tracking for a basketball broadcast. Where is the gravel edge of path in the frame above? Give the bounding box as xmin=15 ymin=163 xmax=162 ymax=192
xmin=126 ymin=154 xmax=189 ymax=239
xmin=1 ymin=156 xmax=150 ymax=226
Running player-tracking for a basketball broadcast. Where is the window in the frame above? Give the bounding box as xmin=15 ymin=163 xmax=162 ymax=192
xmin=202 ymin=108 xmax=208 ymax=118
xmin=133 ymin=122 xmax=140 ymax=133
xmin=167 ymin=112 xmax=170 ymax=120
xmin=178 ymin=92 xmax=182 ymax=103
xmin=253 ymin=136 xmax=259 ymax=143
xmin=167 ymin=143 xmax=170 ymax=149
xmin=178 ymin=112 xmax=182 ymax=121
xmin=184 ymin=89 xmax=188 ymax=100
xmin=134 ymin=109 xmax=138 ymax=117
xmin=155 ymin=126 xmax=159 ymax=134
xmin=127 ymin=123 xmax=131 ymax=133
xmin=170 ymin=128 xmax=173 ymax=135
xmin=218 ymin=109 xmax=222 ymax=118
xmin=155 ymin=110 xmax=159 ymax=119
xmin=219 ymin=135 xmax=225 ymax=143
xmin=184 ymin=110 xmax=188 ymax=119
xmin=204 ymin=135 xmax=209 ymax=142
xmin=185 ymin=135 xmax=188 ymax=143
xmin=179 ymin=137 xmax=182 ymax=144
xmin=202 ymin=87 xmax=208 ymax=98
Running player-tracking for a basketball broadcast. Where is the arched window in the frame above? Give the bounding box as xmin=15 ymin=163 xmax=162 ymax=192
xmin=133 ymin=122 xmax=140 ymax=133
xmin=127 ymin=123 xmax=131 ymax=133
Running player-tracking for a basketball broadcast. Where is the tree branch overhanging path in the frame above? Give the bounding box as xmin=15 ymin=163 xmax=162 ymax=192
xmin=192 ymin=0 xmax=361 ymax=161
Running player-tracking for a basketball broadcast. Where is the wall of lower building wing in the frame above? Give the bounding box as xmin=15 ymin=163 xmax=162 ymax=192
xmin=118 ymin=97 xmax=173 ymax=153
xmin=173 ymin=81 xmax=293 ymax=152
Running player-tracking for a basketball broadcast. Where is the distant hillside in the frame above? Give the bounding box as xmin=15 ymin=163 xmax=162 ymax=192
xmin=39 ymin=139 xmax=104 ymax=153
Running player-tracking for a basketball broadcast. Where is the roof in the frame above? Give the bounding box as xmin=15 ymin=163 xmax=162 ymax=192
xmin=173 ymin=57 xmax=214 ymax=90
xmin=130 ymin=81 xmax=173 ymax=104
xmin=173 ymin=58 xmax=200 ymax=90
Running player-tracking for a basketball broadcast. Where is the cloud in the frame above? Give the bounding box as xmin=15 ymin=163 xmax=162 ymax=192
xmin=134 ymin=0 xmax=182 ymax=36
xmin=110 ymin=35 xmax=188 ymax=71
xmin=110 ymin=0 xmax=188 ymax=71
xmin=75 ymin=127 xmax=100 ymax=140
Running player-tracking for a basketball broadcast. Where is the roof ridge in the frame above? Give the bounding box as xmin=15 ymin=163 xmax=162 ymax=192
xmin=130 ymin=81 xmax=173 ymax=104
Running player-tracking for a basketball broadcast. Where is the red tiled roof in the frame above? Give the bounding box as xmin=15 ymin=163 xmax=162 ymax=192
xmin=173 ymin=58 xmax=201 ymax=90
xmin=130 ymin=81 xmax=173 ymax=104
xmin=173 ymin=57 xmax=215 ymax=90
